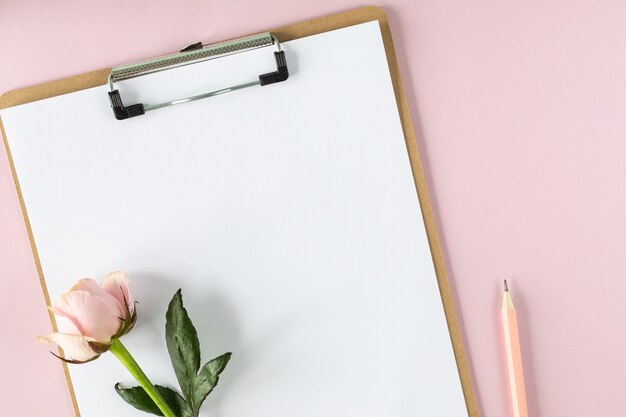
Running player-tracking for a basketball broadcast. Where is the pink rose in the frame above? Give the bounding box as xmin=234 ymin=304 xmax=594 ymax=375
xmin=38 ymin=271 xmax=136 ymax=363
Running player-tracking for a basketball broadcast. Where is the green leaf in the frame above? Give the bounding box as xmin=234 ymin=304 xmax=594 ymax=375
xmin=156 ymin=386 xmax=192 ymax=417
xmin=114 ymin=384 xmax=192 ymax=417
xmin=165 ymin=289 xmax=201 ymax=403
xmin=192 ymin=352 xmax=232 ymax=413
xmin=164 ymin=290 xmax=232 ymax=417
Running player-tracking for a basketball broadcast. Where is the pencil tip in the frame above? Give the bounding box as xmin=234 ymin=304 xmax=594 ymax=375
xmin=504 ymin=279 xmax=509 ymax=292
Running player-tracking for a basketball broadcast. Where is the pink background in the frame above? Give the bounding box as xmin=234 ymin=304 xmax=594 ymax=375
xmin=2 ymin=1 xmax=626 ymax=416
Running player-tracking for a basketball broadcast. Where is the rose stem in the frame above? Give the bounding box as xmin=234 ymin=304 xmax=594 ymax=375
xmin=109 ymin=338 xmax=178 ymax=417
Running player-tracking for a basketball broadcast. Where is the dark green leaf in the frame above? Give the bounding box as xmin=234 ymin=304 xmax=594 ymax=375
xmin=156 ymin=386 xmax=193 ymax=417
xmin=192 ymin=352 xmax=232 ymax=413
xmin=114 ymin=384 xmax=192 ymax=417
xmin=115 ymin=383 xmax=161 ymax=416
xmin=165 ymin=289 xmax=201 ymax=403
xmin=164 ymin=290 xmax=233 ymax=417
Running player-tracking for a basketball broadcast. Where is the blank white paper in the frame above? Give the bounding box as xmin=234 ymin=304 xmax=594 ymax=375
xmin=1 ymin=21 xmax=468 ymax=417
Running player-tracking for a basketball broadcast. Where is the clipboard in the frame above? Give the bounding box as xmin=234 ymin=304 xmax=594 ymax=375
xmin=1 ymin=6 xmax=478 ymax=417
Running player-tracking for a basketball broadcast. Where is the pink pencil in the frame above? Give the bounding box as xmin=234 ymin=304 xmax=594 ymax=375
xmin=502 ymin=280 xmax=528 ymax=417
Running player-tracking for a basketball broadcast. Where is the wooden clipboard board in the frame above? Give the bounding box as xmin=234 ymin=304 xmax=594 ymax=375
xmin=0 ymin=6 xmax=479 ymax=417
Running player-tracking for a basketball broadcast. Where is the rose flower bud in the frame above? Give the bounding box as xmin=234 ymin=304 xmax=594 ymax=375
xmin=38 ymin=271 xmax=136 ymax=363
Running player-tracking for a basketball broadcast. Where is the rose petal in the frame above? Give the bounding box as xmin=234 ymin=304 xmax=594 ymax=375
xmin=49 ymin=309 xmax=81 ymax=335
xmin=72 ymin=278 xmax=125 ymax=318
xmin=52 ymin=290 xmax=122 ymax=343
xmin=101 ymin=271 xmax=134 ymax=314
xmin=38 ymin=333 xmax=99 ymax=362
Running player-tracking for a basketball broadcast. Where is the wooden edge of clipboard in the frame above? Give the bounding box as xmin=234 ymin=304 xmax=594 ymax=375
xmin=0 ymin=6 xmax=479 ymax=417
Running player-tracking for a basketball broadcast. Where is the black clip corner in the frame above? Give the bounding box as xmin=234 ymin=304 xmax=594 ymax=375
xmin=259 ymin=51 xmax=289 ymax=86
xmin=180 ymin=42 xmax=203 ymax=53
xmin=108 ymin=90 xmax=145 ymax=120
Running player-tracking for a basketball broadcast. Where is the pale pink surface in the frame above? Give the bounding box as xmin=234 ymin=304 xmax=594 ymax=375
xmin=1 ymin=1 xmax=626 ymax=416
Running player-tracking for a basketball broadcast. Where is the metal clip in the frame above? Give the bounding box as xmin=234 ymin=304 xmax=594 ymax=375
xmin=108 ymin=33 xmax=288 ymax=120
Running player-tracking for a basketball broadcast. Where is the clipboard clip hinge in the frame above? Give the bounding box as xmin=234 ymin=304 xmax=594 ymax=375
xmin=107 ymin=33 xmax=288 ymax=120
xmin=260 ymin=51 xmax=289 ymax=85
xmin=108 ymin=90 xmax=145 ymax=120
